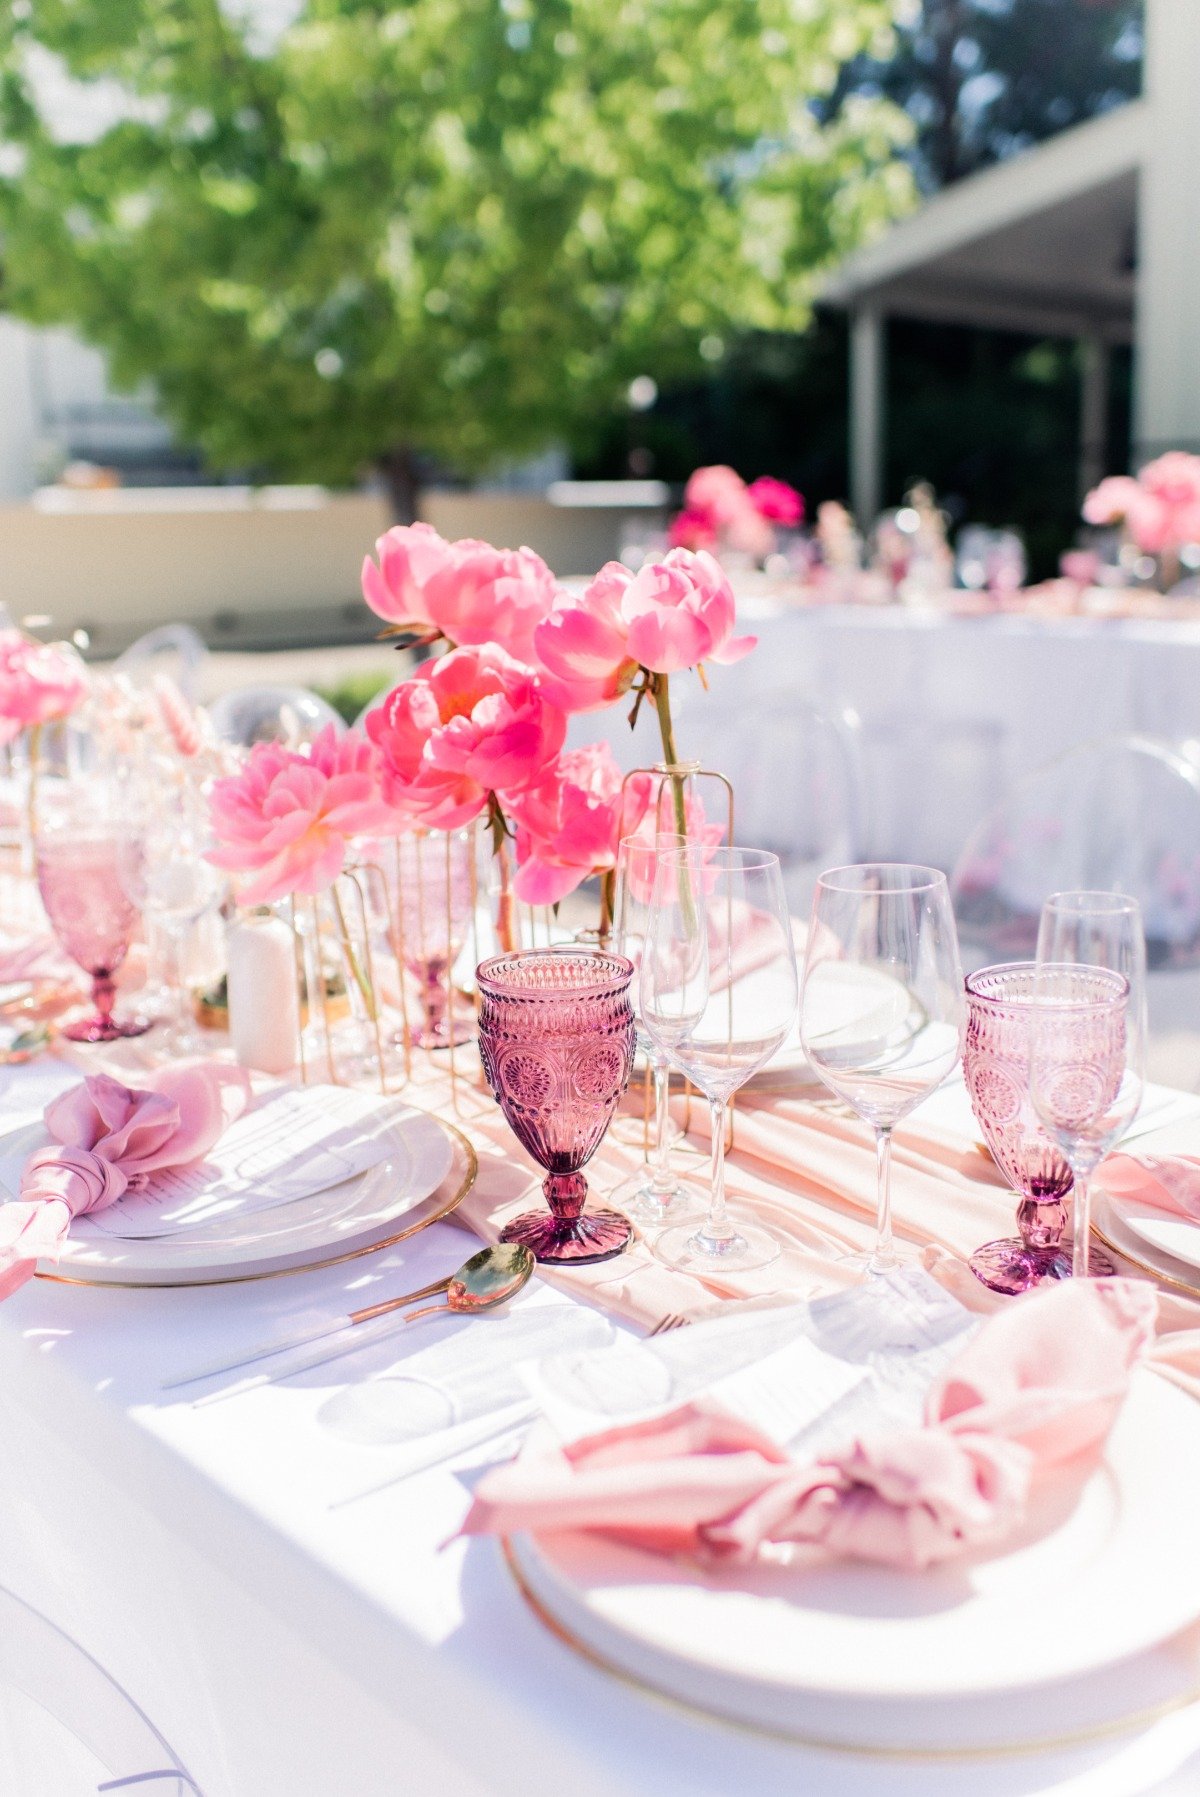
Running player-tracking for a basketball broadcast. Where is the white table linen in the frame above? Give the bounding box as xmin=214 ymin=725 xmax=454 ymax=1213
xmin=3 ymin=1062 xmax=1200 ymax=1794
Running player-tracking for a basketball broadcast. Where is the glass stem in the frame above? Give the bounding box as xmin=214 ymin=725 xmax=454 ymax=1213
xmin=649 ymin=1056 xmax=677 ymax=1196
xmin=1072 ymin=1168 xmax=1092 ymax=1279
xmin=874 ymin=1126 xmax=894 ymax=1265
xmin=702 ymin=1097 xmax=734 ymax=1246
xmin=168 ymin=924 xmax=190 ymax=1037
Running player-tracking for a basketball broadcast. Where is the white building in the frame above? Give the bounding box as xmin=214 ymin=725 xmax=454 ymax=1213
xmin=822 ymin=0 xmax=1200 ymax=522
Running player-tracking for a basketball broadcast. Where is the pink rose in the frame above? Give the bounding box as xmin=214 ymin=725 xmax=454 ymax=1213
xmin=747 ymin=476 xmax=804 ymax=528
xmin=207 ymin=724 xmax=399 ymax=905
xmin=510 ymin=743 xmax=629 ymax=904
xmin=366 ymin=643 xmax=566 ymax=830
xmin=533 ymin=550 xmax=755 ymax=710
xmin=0 ymin=633 xmax=88 ymax=744
xmin=361 ymin=522 xmax=453 ymax=628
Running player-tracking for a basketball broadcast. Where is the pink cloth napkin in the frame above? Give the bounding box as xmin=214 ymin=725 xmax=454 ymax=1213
xmin=463 ymin=1278 xmax=1156 ymax=1571
xmin=0 ymin=1062 xmax=250 ymax=1299
xmin=1100 ymin=1151 xmax=1200 ymax=1222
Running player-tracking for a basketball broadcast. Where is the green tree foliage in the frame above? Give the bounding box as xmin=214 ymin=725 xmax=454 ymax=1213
xmin=836 ymin=0 xmax=1141 ymax=190
xmin=0 ymin=0 xmax=914 ymax=514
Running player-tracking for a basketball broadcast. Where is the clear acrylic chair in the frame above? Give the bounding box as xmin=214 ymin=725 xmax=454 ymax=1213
xmin=689 ymin=689 xmax=867 ymax=916
xmin=951 ymin=735 xmax=1200 ymax=1089
xmin=113 ymin=625 xmax=209 ymax=704
xmin=207 ymin=684 xmax=343 ymax=749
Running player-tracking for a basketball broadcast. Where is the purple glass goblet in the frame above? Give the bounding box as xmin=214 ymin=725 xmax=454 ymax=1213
xmin=477 ymin=949 xmax=637 ymax=1264
xmin=964 ymin=963 xmax=1109 ymax=1294
xmin=36 ymin=833 xmax=150 ymax=1043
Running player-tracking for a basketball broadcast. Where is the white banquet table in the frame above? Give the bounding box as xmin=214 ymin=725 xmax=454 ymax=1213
xmin=4 ymin=1057 xmax=1200 ymax=1797
xmin=571 ymin=601 xmax=1200 ymax=873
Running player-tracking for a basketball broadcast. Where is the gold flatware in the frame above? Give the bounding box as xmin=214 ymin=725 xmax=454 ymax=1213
xmin=648 ymin=1312 xmax=691 ymax=1336
xmin=163 ymin=1244 xmax=535 ymax=1389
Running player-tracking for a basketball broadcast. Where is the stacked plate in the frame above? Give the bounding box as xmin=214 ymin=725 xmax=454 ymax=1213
xmin=508 ymin=1367 xmax=1200 ymax=1753
xmin=7 ymin=1099 xmax=465 ymax=1287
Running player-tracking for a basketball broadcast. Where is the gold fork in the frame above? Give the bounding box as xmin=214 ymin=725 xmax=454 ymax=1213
xmin=648 ymin=1312 xmax=691 ymax=1336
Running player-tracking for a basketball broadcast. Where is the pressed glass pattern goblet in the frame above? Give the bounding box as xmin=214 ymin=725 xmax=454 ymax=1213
xmin=477 ymin=949 xmax=637 ymax=1264
xmin=964 ymin=964 xmax=1075 ymax=1294
xmin=36 ymin=832 xmax=150 ymax=1042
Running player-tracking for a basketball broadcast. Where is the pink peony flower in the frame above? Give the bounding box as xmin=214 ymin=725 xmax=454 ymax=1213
xmin=510 ymin=743 xmax=629 ymax=905
xmin=423 ymin=540 xmax=561 ymax=666
xmin=684 ymin=465 xmax=749 ymax=528
xmin=533 ymin=550 xmax=755 ymax=711
xmin=207 ymin=724 xmax=400 ymax=905
xmin=746 ymin=475 xmax=804 ymax=528
xmin=0 ymin=633 xmax=88 ymax=744
xmin=360 ymin=522 xmax=450 ymax=629
xmin=1083 ymin=455 xmax=1200 ymax=557
xmin=667 ymin=507 xmax=718 ymax=552
xmin=366 ymin=643 xmax=566 ymax=830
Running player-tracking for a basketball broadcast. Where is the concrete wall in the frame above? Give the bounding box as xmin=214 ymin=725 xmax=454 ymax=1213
xmin=0 ymin=485 xmax=663 ymax=655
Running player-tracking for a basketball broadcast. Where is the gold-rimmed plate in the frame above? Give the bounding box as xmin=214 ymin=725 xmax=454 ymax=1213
xmin=33 ymin=1108 xmax=476 ymax=1289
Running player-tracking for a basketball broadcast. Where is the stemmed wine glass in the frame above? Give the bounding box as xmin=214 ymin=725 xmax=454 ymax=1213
xmin=117 ymin=776 xmax=225 ymax=1053
xmin=609 ymin=832 xmax=702 ymax=1227
xmin=641 ymin=846 xmax=798 ymax=1274
xmin=1031 ymin=891 xmax=1146 ymax=1278
xmin=477 ymin=949 xmax=637 ymax=1263
xmin=35 ymin=793 xmax=150 ymax=1043
xmin=800 ymin=864 xmax=965 ymax=1276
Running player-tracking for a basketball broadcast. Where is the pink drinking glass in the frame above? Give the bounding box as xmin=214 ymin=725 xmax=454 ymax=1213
xmin=964 ymin=964 xmax=1075 ymax=1293
xmin=36 ymin=833 xmax=150 ymax=1042
xmin=477 ymin=949 xmax=636 ymax=1264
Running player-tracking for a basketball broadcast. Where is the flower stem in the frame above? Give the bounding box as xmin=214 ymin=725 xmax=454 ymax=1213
xmin=652 ymin=674 xmax=688 ymax=841
xmin=330 ymin=882 xmax=376 ymax=1019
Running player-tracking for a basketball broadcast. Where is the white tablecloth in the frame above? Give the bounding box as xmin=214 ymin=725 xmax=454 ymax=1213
xmin=4 ymin=1059 xmax=1200 ymax=1796
xmin=571 ymin=602 xmax=1200 ymax=874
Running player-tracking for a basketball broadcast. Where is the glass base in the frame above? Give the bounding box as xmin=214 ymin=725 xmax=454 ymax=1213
xmin=407 ymin=1015 xmax=477 ymax=1051
xmin=970 ymin=1236 xmax=1114 ymax=1294
xmin=653 ymin=1211 xmax=780 ymax=1275
xmin=839 ymin=1238 xmax=918 ymax=1281
xmin=608 ymin=1169 xmax=705 ymax=1230
xmin=500 ymin=1206 xmax=632 ymax=1265
xmin=62 ymin=1012 xmax=151 ymax=1043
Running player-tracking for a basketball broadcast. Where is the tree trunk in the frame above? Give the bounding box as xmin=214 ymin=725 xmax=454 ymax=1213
xmin=377 ymin=445 xmax=421 ymax=524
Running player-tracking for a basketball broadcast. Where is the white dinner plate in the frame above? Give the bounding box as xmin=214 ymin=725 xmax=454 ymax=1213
xmin=8 ymin=1103 xmax=456 ymax=1286
xmin=510 ymin=1368 xmax=1200 ymax=1733
xmin=1116 ymin=1202 xmax=1200 ymax=1274
xmin=1093 ymin=1188 xmax=1200 ymax=1296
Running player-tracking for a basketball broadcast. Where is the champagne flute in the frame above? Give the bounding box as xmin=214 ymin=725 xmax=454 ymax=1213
xmin=800 ymin=864 xmax=965 ymax=1276
xmin=609 ymin=831 xmax=702 ymax=1227
xmin=1031 ymin=891 xmax=1145 ymax=1278
xmin=641 ymin=846 xmax=798 ymax=1274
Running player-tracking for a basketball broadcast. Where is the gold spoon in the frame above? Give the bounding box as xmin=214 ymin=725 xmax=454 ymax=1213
xmin=164 ymin=1244 xmax=535 ymax=1390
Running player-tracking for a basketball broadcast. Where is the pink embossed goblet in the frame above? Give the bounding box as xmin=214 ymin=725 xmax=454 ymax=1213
xmin=36 ymin=832 xmax=151 ymax=1042
xmin=477 ymin=949 xmax=636 ymax=1264
xmin=964 ymin=965 xmax=1075 ymax=1294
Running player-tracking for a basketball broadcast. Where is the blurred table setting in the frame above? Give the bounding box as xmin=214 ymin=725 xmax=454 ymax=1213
xmin=3 ymin=526 xmax=1200 ymax=1795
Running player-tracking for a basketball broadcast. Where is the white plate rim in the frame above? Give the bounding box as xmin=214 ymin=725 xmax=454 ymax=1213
xmin=509 ymin=1368 xmax=1200 ymax=1703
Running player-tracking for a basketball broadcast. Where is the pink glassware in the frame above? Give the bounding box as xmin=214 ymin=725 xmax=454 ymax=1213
xmin=964 ymin=964 xmax=1075 ymax=1293
xmin=477 ymin=949 xmax=636 ymax=1264
xmin=965 ymin=962 xmax=1114 ymax=1292
xmin=36 ymin=834 xmax=150 ymax=1042
xmin=387 ymin=830 xmax=476 ymax=1048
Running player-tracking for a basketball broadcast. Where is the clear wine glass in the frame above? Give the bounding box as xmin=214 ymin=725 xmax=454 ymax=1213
xmin=800 ymin=864 xmax=965 ymax=1276
xmin=609 ymin=831 xmax=703 ymax=1228
xmin=641 ymin=846 xmax=798 ymax=1274
xmin=117 ymin=778 xmax=225 ymax=1053
xmin=1031 ymin=891 xmax=1146 ymax=1278
xmin=35 ymin=797 xmax=150 ymax=1043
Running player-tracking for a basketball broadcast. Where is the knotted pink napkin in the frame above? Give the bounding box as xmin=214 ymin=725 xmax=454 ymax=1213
xmin=463 ymin=1278 xmax=1156 ymax=1570
xmin=1100 ymin=1151 xmax=1200 ymax=1222
xmin=0 ymin=1062 xmax=250 ymax=1299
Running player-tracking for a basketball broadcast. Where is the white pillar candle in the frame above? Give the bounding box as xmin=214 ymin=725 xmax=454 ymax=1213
xmin=227 ymin=914 xmax=300 ymax=1076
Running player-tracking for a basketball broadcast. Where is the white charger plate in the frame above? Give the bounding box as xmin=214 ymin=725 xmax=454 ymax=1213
xmin=510 ymin=1369 xmax=1200 ymax=1734
xmin=13 ymin=1103 xmax=457 ymax=1286
xmin=1093 ymin=1189 xmax=1200 ymax=1297
xmin=1118 ymin=1202 xmax=1200 ymax=1274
